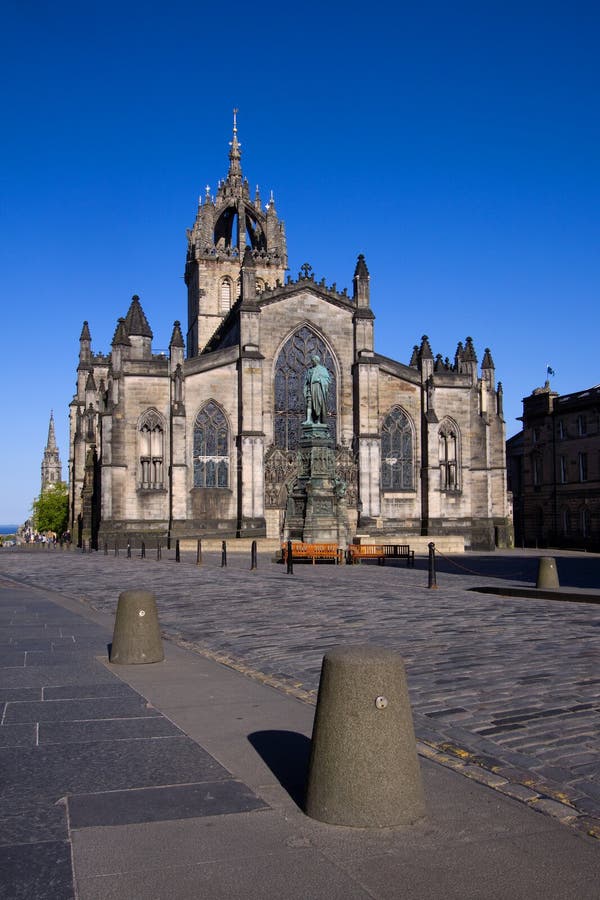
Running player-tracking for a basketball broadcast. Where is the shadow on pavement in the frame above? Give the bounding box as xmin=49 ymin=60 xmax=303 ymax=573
xmin=248 ymin=730 xmax=311 ymax=809
xmin=393 ymin=553 xmax=600 ymax=588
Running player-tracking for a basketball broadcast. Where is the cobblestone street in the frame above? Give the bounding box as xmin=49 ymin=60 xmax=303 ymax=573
xmin=1 ymin=546 xmax=599 ymax=838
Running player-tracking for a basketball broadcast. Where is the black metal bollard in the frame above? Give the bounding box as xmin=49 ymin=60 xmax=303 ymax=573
xmin=175 ymin=539 xmax=180 ymax=562
xmin=141 ymin=541 xmax=146 ymax=559
xmin=104 ymin=542 xmax=108 ymax=556
xmin=127 ymin=543 xmax=131 ymax=559
xmin=250 ymin=539 xmax=257 ymax=571
xmin=157 ymin=541 xmax=161 ymax=561
xmin=427 ymin=542 xmax=438 ymax=589
xmin=196 ymin=539 xmax=203 ymax=566
xmin=286 ymin=539 xmax=294 ymax=575
xmin=221 ymin=540 xmax=227 ymax=567
xmin=114 ymin=541 xmax=119 ymax=557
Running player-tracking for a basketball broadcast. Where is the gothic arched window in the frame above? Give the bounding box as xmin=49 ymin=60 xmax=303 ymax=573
xmin=220 ymin=278 xmax=232 ymax=313
xmin=139 ymin=410 xmax=164 ymax=489
xmin=193 ymin=401 xmax=229 ymax=488
xmin=381 ymin=407 xmax=414 ymax=491
xmin=274 ymin=326 xmax=337 ymax=450
xmin=438 ymin=419 xmax=461 ymax=491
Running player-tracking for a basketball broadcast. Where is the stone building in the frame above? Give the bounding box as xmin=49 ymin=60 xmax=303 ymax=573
xmin=41 ymin=411 xmax=62 ymax=492
xmin=507 ymin=382 xmax=600 ymax=550
xmin=68 ymin=116 xmax=511 ymax=551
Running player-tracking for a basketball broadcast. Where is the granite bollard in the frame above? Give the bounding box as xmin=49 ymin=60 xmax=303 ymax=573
xmin=536 ymin=557 xmax=559 ymax=589
xmin=305 ymin=643 xmax=425 ymax=827
xmin=109 ymin=590 xmax=164 ymax=665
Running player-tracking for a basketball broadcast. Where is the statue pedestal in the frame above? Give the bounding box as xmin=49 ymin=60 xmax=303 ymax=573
xmin=284 ymin=424 xmax=349 ymax=546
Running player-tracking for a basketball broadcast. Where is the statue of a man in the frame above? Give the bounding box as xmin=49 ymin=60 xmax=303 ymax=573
xmin=303 ymin=354 xmax=331 ymax=425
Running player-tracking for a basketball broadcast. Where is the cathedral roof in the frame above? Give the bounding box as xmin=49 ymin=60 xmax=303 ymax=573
xmin=125 ymin=295 xmax=153 ymax=338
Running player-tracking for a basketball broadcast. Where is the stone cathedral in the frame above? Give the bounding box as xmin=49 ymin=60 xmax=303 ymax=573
xmin=68 ymin=116 xmax=511 ymax=551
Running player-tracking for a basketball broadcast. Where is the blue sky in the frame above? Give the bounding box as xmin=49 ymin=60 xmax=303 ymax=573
xmin=1 ymin=1 xmax=599 ymax=523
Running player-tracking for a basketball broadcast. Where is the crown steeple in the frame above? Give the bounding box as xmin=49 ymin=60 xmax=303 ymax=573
xmin=185 ymin=111 xmax=288 ymax=356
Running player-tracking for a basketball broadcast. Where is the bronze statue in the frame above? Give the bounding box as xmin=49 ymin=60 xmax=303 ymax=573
xmin=303 ymin=355 xmax=331 ymax=425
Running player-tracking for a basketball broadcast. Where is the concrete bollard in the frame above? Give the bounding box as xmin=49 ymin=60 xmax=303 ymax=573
xmin=305 ymin=644 xmax=425 ymax=828
xmin=536 ymin=557 xmax=559 ymax=589
xmin=109 ymin=590 xmax=164 ymax=665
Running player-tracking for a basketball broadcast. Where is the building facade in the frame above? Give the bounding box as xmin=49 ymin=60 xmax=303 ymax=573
xmin=68 ymin=118 xmax=511 ymax=551
xmin=507 ymin=382 xmax=600 ymax=550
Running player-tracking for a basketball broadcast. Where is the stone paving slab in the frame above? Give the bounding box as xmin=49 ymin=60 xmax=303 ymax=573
xmin=1 ymin=549 xmax=600 ymax=840
xmin=0 ymin=585 xmax=271 ymax=900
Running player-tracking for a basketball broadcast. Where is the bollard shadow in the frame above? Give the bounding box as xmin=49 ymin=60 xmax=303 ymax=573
xmin=248 ymin=730 xmax=311 ymax=809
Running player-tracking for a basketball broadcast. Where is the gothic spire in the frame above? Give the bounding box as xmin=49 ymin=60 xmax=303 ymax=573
xmin=169 ymin=320 xmax=185 ymax=349
xmin=227 ymin=107 xmax=242 ymax=181
xmin=125 ymin=295 xmax=153 ymax=338
xmin=46 ymin=411 xmax=57 ymax=451
xmin=41 ymin=411 xmax=62 ymax=492
xmin=112 ymin=317 xmax=131 ymax=347
xmin=481 ymin=347 xmax=495 ymax=369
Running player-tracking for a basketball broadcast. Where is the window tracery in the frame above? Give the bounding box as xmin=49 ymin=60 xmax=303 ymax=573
xmin=193 ymin=401 xmax=229 ymax=488
xmin=274 ymin=326 xmax=337 ymax=449
xmin=139 ymin=410 xmax=164 ymax=489
xmin=381 ymin=407 xmax=414 ymax=491
xmin=438 ymin=419 xmax=460 ymax=491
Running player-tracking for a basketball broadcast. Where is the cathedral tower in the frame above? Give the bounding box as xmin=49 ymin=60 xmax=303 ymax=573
xmin=41 ymin=411 xmax=62 ymax=491
xmin=185 ymin=111 xmax=288 ymax=355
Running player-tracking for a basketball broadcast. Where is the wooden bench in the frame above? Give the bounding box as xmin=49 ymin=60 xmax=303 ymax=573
xmin=281 ymin=542 xmax=344 ymax=564
xmin=347 ymin=543 xmax=415 ymax=567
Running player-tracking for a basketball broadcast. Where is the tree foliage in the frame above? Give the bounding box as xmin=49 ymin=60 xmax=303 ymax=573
xmin=31 ymin=483 xmax=69 ymax=535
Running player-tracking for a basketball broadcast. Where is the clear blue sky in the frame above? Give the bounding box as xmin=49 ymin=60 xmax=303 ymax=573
xmin=1 ymin=1 xmax=599 ymax=523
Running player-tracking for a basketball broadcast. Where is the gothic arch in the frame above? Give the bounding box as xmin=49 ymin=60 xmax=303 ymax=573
xmin=138 ymin=408 xmax=165 ymax=489
xmin=214 ymin=204 xmax=267 ymax=252
xmin=380 ymin=406 xmax=415 ymax=491
xmin=193 ymin=400 xmax=230 ymax=488
xmin=219 ymin=277 xmax=233 ymax=313
xmin=273 ymin=324 xmax=338 ymax=450
xmin=438 ymin=417 xmax=461 ymax=491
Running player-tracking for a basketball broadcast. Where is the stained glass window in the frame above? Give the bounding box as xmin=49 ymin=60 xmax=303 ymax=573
xmin=193 ymin=401 xmax=229 ymax=488
xmin=381 ymin=408 xmax=414 ymax=491
xmin=274 ymin=326 xmax=336 ymax=449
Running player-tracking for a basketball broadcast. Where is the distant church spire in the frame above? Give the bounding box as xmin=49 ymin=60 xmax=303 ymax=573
xmin=41 ymin=411 xmax=62 ymax=491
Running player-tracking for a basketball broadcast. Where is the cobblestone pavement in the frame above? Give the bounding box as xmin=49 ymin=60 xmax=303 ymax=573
xmin=1 ymin=546 xmax=599 ymax=840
